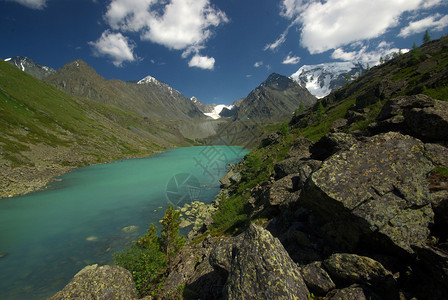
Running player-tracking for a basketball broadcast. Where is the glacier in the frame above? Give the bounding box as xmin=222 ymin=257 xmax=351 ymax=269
xmin=290 ymin=61 xmax=375 ymax=98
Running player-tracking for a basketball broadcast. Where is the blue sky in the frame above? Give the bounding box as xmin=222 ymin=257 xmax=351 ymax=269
xmin=1 ymin=0 xmax=447 ymax=105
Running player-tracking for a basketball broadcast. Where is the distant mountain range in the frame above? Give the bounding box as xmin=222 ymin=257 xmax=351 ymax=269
xmin=4 ymin=56 xmax=56 ymax=80
xmin=235 ymin=73 xmax=316 ymax=121
xmin=290 ymin=61 xmax=375 ymax=98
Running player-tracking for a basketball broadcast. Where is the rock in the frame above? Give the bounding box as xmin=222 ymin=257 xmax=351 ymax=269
xmin=121 ymin=225 xmax=138 ymax=233
xmin=424 ymin=143 xmax=448 ymax=167
xmin=209 ymin=235 xmax=243 ymax=280
xmin=220 ymin=168 xmax=241 ymax=188
xmin=286 ymin=136 xmax=312 ymax=159
xmin=403 ymin=96 xmax=448 ymax=141
xmin=301 ymin=261 xmax=335 ymax=295
xmin=325 ymin=284 xmax=368 ymax=300
xmin=303 ymin=132 xmax=435 ymax=253
xmin=375 ymin=94 xmax=448 ymax=141
xmin=323 ymin=253 xmax=393 ymax=286
xmin=0 ymin=252 xmax=8 ymax=259
xmin=310 ymin=132 xmax=357 ymax=161
xmin=225 ymin=224 xmax=309 ymax=300
xmin=274 ymin=157 xmax=321 ymax=180
xmin=260 ymin=132 xmax=282 ymax=147
xmin=367 ymin=115 xmax=407 ymax=136
xmin=86 ymin=236 xmax=98 ymax=242
xmin=49 ymin=265 xmax=138 ymax=300
xmin=267 ymin=175 xmax=297 ymax=206
xmin=331 ymin=118 xmax=348 ymax=132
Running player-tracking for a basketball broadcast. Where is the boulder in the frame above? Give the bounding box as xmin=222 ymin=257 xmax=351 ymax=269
xmin=322 ymin=253 xmax=393 ymax=286
xmin=286 ymin=136 xmax=312 ymax=159
xmin=209 ymin=235 xmax=243 ymax=280
xmin=300 ymin=261 xmax=335 ymax=295
xmin=303 ymin=132 xmax=435 ymax=254
xmin=375 ymin=94 xmax=448 ymax=141
xmin=310 ymin=132 xmax=357 ymax=161
xmin=260 ymin=132 xmax=282 ymax=147
xmin=274 ymin=157 xmax=321 ymax=180
xmin=219 ymin=168 xmax=241 ymax=188
xmin=325 ymin=284 xmax=368 ymax=300
xmin=49 ymin=265 xmax=138 ymax=300
xmin=404 ymin=98 xmax=448 ymax=140
xmin=225 ymin=224 xmax=309 ymax=300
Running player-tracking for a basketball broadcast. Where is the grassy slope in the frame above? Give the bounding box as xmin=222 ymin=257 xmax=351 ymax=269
xmin=209 ymin=36 xmax=448 ymax=235
xmin=0 ymin=60 xmax=189 ymax=198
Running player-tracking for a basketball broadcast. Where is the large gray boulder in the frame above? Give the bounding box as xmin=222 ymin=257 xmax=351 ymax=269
xmin=49 ymin=265 xmax=138 ymax=300
xmin=225 ymin=224 xmax=309 ymax=300
xmin=302 ymin=132 xmax=435 ymax=254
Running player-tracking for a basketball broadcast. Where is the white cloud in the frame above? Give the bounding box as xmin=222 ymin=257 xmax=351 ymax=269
xmin=89 ymin=30 xmax=137 ymax=67
xmin=254 ymin=61 xmax=263 ymax=68
xmin=8 ymin=0 xmax=46 ymax=9
xmin=264 ymin=29 xmax=288 ymax=51
xmin=331 ymin=42 xmax=409 ymax=64
xmin=273 ymin=0 xmax=441 ymax=54
xmin=399 ymin=14 xmax=448 ymax=37
xmin=188 ymin=54 xmax=215 ymax=70
xmin=299 ymin=0 xmax=424 ymax=54
xmin=104 ymin=0 xmax=228 ymax=50
xmin=282 ymin=53 xmax=301 ymax=64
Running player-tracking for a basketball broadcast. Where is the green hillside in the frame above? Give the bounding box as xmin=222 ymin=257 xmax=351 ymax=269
xmin=0 ymin=59 xmax=189 ymax=198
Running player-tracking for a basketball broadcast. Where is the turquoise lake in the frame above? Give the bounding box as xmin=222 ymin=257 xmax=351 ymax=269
xmin=0 ymin=145 xmax=249 ymax=299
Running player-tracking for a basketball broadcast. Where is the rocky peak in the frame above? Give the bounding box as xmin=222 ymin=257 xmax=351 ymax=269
xmin=260 ymin=72 xmax=296 ymax=90
xmin=5 ymin=56 xmax=56 ymax=80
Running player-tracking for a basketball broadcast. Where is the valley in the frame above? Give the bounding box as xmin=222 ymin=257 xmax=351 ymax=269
xmin=1 ymin=35 xmax=448 ymax=300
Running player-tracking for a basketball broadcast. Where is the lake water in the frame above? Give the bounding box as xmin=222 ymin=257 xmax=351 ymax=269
xmin=0 ymin=146 xmax=249 ymax=299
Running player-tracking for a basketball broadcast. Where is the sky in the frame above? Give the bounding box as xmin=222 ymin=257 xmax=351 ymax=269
xmin=1 ymin=0 xmax=448 ymax=105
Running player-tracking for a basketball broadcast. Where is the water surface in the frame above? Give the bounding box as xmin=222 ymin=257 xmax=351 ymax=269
xmin=0 ymin=145 xmax=248 ymax=299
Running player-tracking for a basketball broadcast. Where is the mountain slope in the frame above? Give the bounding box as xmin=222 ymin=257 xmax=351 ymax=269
xmin=235 ymin=73 xmax=316 ymax=122
xmin=5 ymin=56 xmax=56 ymax=80
xmin=45 ymin=60 xmax=204 ymax=120
xmin=291 ymin=61 xmax=372 ymax=98
xmin=0 ymin=59 xmax=189 ymax=198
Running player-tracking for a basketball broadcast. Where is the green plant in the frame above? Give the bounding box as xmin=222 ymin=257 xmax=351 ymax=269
xmin=115 ymin=206 xmax=186 ymax=297
xmin=161 ymin=205 xmax=186 ymax=266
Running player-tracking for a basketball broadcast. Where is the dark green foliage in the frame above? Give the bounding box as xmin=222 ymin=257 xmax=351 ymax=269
xmin=114 ymin=206 xmax=185 ymax=297
xmin=279 ymin=121 xmax=290 ymax=137
xmin=114 ymin=244 xmax=167 ymax=297
xmin=316 ymin=102 xmax=324 ymax=122
xmin=161 ymin=205 xmax=186 ymax=265
xmin=423 ymin=30 xmax=431 ymax=44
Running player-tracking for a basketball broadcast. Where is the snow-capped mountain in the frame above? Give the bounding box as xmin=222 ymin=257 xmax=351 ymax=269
xmin=290 ymin=61 xmax=375 ymax=98
xmin=189 ymin=97 xmax=235 ymax=119
xmin=5 ymin=56 xmax=55 ymax=80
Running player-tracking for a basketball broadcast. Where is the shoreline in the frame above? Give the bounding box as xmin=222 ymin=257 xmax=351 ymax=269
xmin=0 ymin=149 xmax=165 ymax=200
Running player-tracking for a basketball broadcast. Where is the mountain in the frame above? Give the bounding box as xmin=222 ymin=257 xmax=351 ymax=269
xmin=235 ymin=73 xmax=316 ymax=121
xmin=0 ymin=59 xmax=190 ymax=198
xmin=189 ymin=97 xmax=235 ymax=119
xmin=291 ymin=61 xmax=374 ymax=98
xmin=5 ymin=56 xmax=56 ymax=80
xmin=45 ymin=60 xmax=205 ymax=120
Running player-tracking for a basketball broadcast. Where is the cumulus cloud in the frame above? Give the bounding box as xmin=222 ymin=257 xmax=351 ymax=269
xmin=89 ymin=30 xmax=137 ymax=67
xmin=100 ymin=0 xmax=227 ymax=68
xmin=254 ymin=61 xmax=263 ymax=68
xmin=104 ymin=0 xmax=228 ymax=50
xmin=272 ymin=0 xmax=444 ymax=54
xmin=8 ymin=0 xmax=46 ymax=9
xmin=399 ymin=14 xmax=448 ymax=37
xmin=188 ymin=54 xmax=215 ymax=70
xmin=331 ymin=41 xmax=409 ymax=64
xmin=282 ymin=53 xmax=301 ymax=64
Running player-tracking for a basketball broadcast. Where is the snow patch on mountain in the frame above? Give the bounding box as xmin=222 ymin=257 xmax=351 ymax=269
xmin=4 ymin=58 xmax=11 ymax=61
xmin=204 ymin=104 xmax=234 ymax=119
xmin=290 ymin=61 xmax=374 ymax=98
xmin=137 ymin=75 xmax=160 ymax=85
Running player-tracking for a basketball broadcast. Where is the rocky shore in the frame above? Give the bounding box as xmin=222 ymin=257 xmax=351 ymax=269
xmin=50 ymin=94 xmax=448 ymax=299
